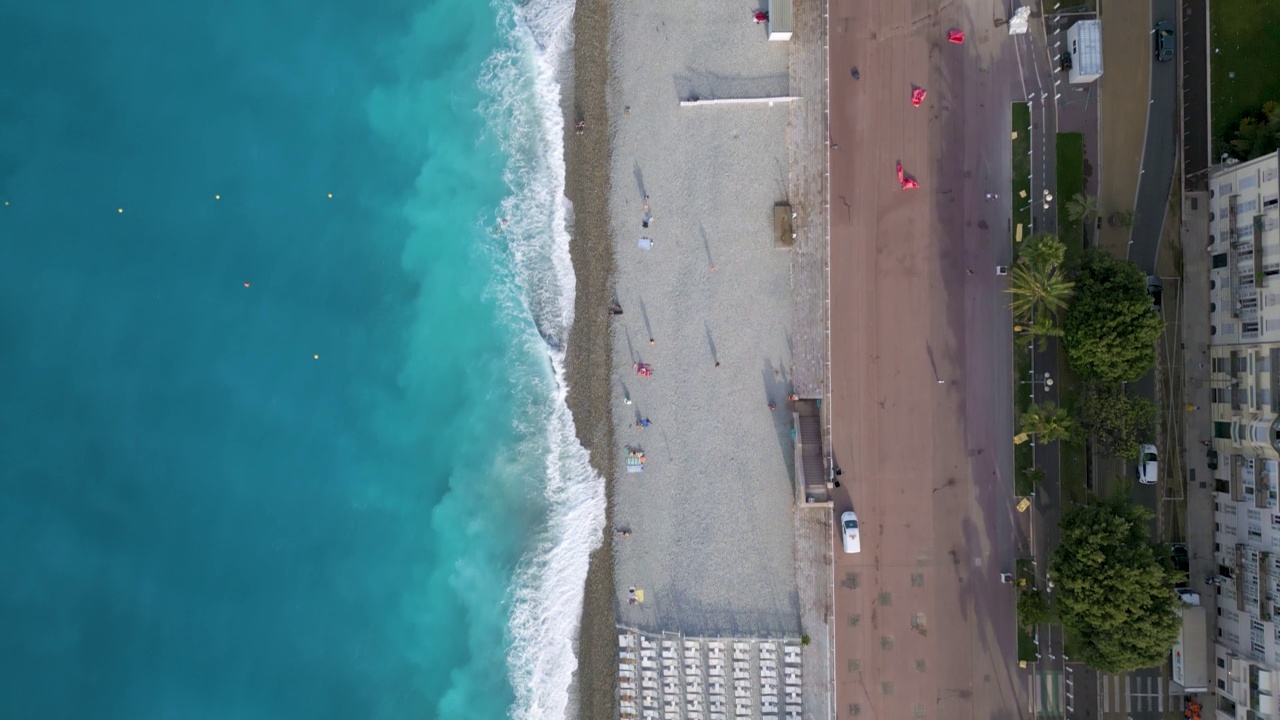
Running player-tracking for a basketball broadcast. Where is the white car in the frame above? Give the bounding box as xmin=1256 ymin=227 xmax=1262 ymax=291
xmin=841 ymin=511 xmax=861 ymax=554
xmin=1137 ymin=444 xmax=1159 ymax=484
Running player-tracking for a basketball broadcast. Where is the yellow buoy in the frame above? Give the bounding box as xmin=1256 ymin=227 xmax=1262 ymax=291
xmin=117 ymin=207 xmax=124 ymax=214
xmin=215 ymin=194 xmax=221 ymax=200
xmin=313 ymin=354 xmax=319 ymax=359
xmin=326 ymin=193 xmax=333 ymax=199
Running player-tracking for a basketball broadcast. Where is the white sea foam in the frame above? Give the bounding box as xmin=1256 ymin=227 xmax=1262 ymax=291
xmin=478 ymin=1 xmax=607 ymax=719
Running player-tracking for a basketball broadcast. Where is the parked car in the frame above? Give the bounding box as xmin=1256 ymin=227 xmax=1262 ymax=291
xmin=1148 ymin=275 xmax=1163 ymax=309
xmin=1154 ymin=20 xmax=1175 ymax=62
xmin=1137 ymin=444 xmax=1159 ymax=484
xmin=841 ymin=511 xmax=861 ymax=554
xmin=1171 ymin=543 xmax=1190 ymax=574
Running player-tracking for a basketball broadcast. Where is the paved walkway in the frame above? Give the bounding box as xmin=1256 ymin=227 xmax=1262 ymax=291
xmin=827 ymin=0 xmax=1026 ymax=715
xmin=1097 ymin=0 xmax=1153 ymax=257
xmin=787 ymin=0 xmax=829 ymax=402
xmin=1178 ymin=190 xmax=1218 ymax=691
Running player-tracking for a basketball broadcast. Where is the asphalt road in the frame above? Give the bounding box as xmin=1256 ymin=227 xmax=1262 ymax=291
xmin=1181 ymin=0 xmax=1210 ymax=183
xmin=1128 ymin=0 xmax=1180 ymax=274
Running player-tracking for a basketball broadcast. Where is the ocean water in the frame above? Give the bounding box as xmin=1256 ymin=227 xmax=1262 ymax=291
xmin=0 ymin=0 xmax=603 ymax=719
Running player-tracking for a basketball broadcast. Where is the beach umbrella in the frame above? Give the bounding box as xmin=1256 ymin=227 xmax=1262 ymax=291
xmin=897 ymin=163 xmax=919 ymax=190
xmin=911 ymin=87 xmax=927 ymax=107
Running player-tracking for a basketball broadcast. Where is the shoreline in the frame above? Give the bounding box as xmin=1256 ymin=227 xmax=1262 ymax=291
xmin=561 ymin=0 xmax=616 ymax=717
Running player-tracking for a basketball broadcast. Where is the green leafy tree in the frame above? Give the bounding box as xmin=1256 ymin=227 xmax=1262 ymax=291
xmin=1228 ymin=101 xmax=1280 ymax=160
xmin=1077 ymin=384 xmax=1158 ymax=459
xmin=1050 ymin=498 xmax=1183 ymax=672
xmin=1017 ymin=589 xmax=1056 ymax=629
xmin=1063 ymin=251 xmax=1165 ymax=382
xmin=1020 ymin=401 xmax=1074 ymax=443
xmin=1066 ymin=193 xmax=1099 ymax=224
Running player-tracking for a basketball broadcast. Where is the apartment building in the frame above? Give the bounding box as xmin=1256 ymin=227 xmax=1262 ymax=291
xmin=1209 ymin=150 xmax=1280 ymax=718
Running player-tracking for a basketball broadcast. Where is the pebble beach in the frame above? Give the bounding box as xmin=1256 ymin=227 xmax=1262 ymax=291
xmin=564 ymin=2 xmax=818 ymax=717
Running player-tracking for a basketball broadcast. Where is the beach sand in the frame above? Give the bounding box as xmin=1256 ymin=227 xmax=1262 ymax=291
xmin=604 ymin=4 xmax=800 ymax=638
xmin=567 ymin=1 xmax=833 ymax=717
xmin=561 ymin=0 xmax=618 ymax=717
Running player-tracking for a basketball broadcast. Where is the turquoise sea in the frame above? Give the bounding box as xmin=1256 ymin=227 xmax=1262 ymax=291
xmin=0 ymin=1 xmax=603 ymax=719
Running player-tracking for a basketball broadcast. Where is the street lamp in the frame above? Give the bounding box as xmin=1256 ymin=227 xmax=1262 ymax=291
xmin=1022 ymin=371 xmax=1054 ymax=388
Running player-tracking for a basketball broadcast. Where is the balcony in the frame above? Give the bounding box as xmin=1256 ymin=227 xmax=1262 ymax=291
xmin=1255 ymin=215 xmax=1267 ymax=288
xmin=1238 ymin=544 xmax=1249 ymax=613
xmin=1271 ymin=349 xmax=1280 ymax=413
xmin=1262 ymin=551 xmax=1273 ymax=621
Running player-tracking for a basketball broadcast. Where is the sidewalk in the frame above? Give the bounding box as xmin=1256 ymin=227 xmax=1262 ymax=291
xmin=1096 ymin=0 xmax=1153 ymax=257
xmin=1178 ymin=190 xmax=1217 ymax=693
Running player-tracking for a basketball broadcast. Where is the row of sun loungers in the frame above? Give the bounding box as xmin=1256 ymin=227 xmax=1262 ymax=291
xmin=618 ymin=632 xmax=803 ymax=720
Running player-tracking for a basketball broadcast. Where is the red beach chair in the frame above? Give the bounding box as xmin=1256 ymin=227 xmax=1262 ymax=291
xmin=948 ymin=29 xmax=964 ymax=44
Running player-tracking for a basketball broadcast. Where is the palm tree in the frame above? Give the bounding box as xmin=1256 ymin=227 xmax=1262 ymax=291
xmin=1020 ymin=401 xmax=1074 ymax=443
xmin=1007 ymin=262 xmax=1075 ymax=323
xmin=1017 ymin=233 xmax=1066 ymax=269
xmin=1066 ymin=193 xmax=1099 ymax=224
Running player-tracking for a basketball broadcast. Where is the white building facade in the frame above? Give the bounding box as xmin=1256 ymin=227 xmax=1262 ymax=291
xmin=1209 ymin=150 xmax=1280 ymax=719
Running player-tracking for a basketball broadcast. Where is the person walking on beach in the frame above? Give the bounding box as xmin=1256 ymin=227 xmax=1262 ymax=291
xmin=642 ymin=195 xmax=652 ymax=228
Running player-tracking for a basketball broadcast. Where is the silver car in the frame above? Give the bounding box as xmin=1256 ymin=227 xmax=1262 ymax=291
xmin=1137 ymin=444 xmax=1159 ymax=484
xmin=841 ymin=511 xmax=861 ymax=554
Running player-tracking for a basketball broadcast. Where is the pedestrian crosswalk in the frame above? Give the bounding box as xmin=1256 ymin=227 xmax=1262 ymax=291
xmin=1030 ymin=670 xmax=1064 ymax=716
xmin=1099 ymin=672 xmax=1175 ymax=715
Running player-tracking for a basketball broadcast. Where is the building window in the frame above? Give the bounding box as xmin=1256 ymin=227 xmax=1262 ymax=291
xmin=1219 ymin=656 xmax=1227 ymax=668
xmin=1217 ymin=421 xmax=1233 ymax=439
xmin=1214 ymin=253 xmax=1230 ymax=269
xmin=1212 ymin=279 xmax=1218 ymax=289
xmin=1212 ymin=325 xmax=1218 ymax=336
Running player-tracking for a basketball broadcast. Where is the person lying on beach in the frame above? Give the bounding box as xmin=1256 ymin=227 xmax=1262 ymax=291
xmin=608 ymin=302 xmax=624 ymax=316
xmin=753 ymin=10 xmax=769 ymax=23
xmin=574 ymin=119 xmax=586 ymax=134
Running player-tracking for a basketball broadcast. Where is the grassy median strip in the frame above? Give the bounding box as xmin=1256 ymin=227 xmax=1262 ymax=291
xmin=1012 ymin=102 xmax=1034 ymax=496
xmin=1016 ymin=557 xmax=1040 ymax=663
xmin=1014 ymin=344 xmax=1034 ymax=494
xmin=1057 ymin=363 xmax=1090 ymax=506
xmin=1013 ymin=103 xmax=1032 ymax=236
xmin=1056 ymin=132 xmax=1085 ymax=257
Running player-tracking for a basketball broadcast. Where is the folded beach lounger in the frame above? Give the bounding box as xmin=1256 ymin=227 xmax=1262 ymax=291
xmin=626 ymin=455 xmax=645 ymax=473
